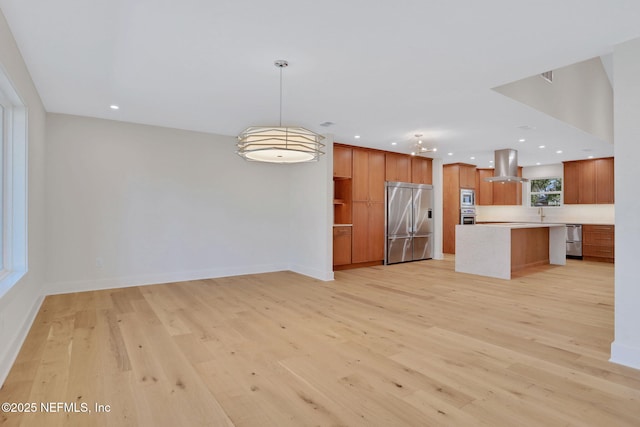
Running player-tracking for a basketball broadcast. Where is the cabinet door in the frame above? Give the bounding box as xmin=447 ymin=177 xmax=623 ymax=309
xmin=385 ymin=153 xmax=410 ymax=182
xmin=351 ymin=201 xmax=369 ymax=263
xmin=333 ymin=145 xmax=352 ymax=178
xmin=368 ymin=151 xmax=386 ymax=202
xmin=368 ymin=201 xmax=385 ymax=261
xmin=352 ymin=149 xmax=370 ymax=202
xmin=351 ymin=201 xmax=384 ymax=263
xmin=411 ymin=157 xmax=432 ymax=184
xmin=595 ymin=158 xmax=614 ymax=204
xmin=333 ymin=226 xmax=352 ymax=266
xmin=476 ymin=169 xmax=494 ymax=205
xmin=492 ymin=182 xmax=507 ymax=205
xmin=460 ymin=165 xmax=476 ymax=188
xmin=578 ymin=161 xmax=596 ymax=204
xmin=563 ymin=161 xmax=579 ymax=204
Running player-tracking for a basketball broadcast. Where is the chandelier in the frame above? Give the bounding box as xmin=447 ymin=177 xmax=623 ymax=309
xmin=410 ymin=134 xmax=437 ymax=156
xmin=237 ymin=60 xmax=325 ymax=163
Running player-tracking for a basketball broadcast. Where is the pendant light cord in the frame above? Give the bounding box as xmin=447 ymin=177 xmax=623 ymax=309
xmin=279 ymin=65 xmax=283 ymax=127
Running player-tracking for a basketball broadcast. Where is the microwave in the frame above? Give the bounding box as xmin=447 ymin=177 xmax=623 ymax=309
xmin=460 ymin=189 xmax=475 ymax=207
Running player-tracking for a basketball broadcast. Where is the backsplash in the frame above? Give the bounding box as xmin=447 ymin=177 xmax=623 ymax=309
xmin=476 ymin=204 xmax=614 ymax=225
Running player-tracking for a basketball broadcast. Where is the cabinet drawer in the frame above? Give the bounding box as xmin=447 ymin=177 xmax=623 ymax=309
xmin=583 ymin=244 xmax=615 ymax=258
xmin=583 ymin=224 xmax=614 ymax=232
xmin=333 ymin=226 xmax=352 ymax=237
xmin=583 ymin=232 xmax=614 ymax=247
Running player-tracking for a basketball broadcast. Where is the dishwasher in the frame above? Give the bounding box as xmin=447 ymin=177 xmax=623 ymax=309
xmin=566 ymin=224 xmax=582 ymax=259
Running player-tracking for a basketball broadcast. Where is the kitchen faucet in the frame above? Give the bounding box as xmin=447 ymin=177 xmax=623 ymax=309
xmin=538 ymin=207 xmax=545 ymax=223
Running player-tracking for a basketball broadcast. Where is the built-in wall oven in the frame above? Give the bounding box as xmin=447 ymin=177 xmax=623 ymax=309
xmin=460 ymin=207 xmax=476 ymax=225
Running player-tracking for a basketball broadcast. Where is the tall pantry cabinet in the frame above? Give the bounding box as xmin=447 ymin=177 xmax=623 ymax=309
xmin=442 ymin=163 xmax=476 ymax=254
xmin=352 ymin=148 xmax=385 ymax=264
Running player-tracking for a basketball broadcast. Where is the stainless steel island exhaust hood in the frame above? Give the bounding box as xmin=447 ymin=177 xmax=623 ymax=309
xmin=484 ymin=149 xmax=528 ymax=183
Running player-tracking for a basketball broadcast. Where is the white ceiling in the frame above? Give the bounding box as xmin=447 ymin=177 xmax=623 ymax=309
xmin=1 ymin=0 xmax=639 ymax=166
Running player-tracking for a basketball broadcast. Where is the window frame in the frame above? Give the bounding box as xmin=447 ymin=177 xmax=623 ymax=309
xmin=0 ymin=66 xmax=28 ymax=298
xmin=529 ymin=177 xmax=563 ymax=207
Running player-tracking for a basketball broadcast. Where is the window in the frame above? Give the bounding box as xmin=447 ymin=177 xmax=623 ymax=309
xmin=530 ymin=178 xmax=562 ymax=207
xmin=0 ymin=69 xmax=28 ymax=298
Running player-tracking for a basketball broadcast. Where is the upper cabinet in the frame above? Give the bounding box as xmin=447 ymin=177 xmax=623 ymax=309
xmin=595 ymin=158 xmax=614 ymax=204
xmin=475 ymin=169 xmax=494 ymax=205
xmin=353 ymin=148 xmax=385 ymax=202
xmin=459 ymin=164 xmax=476 ymax=189
xmin=411 ymin=157 xmax=433 ymax=185
xmin=385 ymin=152 xmax=411 ymax=183
xmin=563 ymin=157 xmax=614 ymax=204
xmin=475 ymin=167 xmax=523 ymax=206
xmin=333 ymin=145 xmax=353 ymax=178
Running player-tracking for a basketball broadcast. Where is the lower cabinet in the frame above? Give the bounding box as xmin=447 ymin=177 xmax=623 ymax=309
xmin=352 ymin=201 xmax=385 ymax=264
xmin=333 ymin=226 xmax=352 ymax=266
xmin=583 ymin=224 xmax=615 ymax=263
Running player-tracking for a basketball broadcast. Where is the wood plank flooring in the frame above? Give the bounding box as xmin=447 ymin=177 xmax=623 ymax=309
xmin=2 ymin=257 xmax=639 ymax=426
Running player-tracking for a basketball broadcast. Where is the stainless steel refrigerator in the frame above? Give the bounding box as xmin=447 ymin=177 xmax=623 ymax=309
xmin=385 ymin=181 xmax=434 ymax=264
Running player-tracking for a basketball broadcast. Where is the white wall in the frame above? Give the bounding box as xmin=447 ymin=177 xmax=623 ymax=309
xmin=494 ymin=56 xmax=613 ymax=144
xmin=611 ymin=37 xmax=640 ymax=369
xmin=44 ymin=114 xmax=307 ymax=293
xmin=476 ymin=163 xmax=615 ymax=225
xmin=287 ymin=137 xmax=334 ymax=281
xmin=0 ymin=10 xmax=47 ymax=384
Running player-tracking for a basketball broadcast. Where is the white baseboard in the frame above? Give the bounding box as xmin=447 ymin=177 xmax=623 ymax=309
xmin=0 ymin=294 xmax=44 ymax=386
xmin=44 ymin=264 xmax=292 ymax=295
xmin=290 ymin=264 xmax=334 ymax=282
xmin=610 ymin=341 xmax=640 ymax=370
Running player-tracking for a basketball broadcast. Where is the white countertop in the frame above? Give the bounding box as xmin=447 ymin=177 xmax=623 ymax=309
xmin=472 ymin=222 xmax=566 ymax=229
xmin=455 ymin=223 xmax=566 ymax=280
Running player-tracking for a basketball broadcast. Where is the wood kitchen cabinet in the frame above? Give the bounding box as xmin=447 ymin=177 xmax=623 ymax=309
xmin=385 ymin=152 xmax=411 ymax=182
xmin=333 ymin=144 xmax=352 ymax=178
xmin=411 ymin=156 xmax=433 ymax=184
xmin=351 ymin=148 xmax=385 ymax=264
xmin=353 ymin=148 xmax=385 ymax=203
xmin=443 ymin=163 xmax=476 ymax=254
xmin=563 ymin=157 xmax=614 ymax=205
xmin=474 ymin=167 xmax=522 ymax=206
xmin=578 ymin=160 xmax=596 ymax=204
xmin=492 ymin=170 xmax=523 ymax=206
xmin=333 ymin=226 xmax=352 ymax=266
xmin=595 ymin=158 xmax=615 ymax=204
xmin=475 ymin=169 xmax=494 ymax=205
xmin=563 ymin=161 xmax=579 ymax=204
xmin=352 ymin=201 xmax=385 ymax=263
xmin=583 ymin=224 xmax=614 ymax=263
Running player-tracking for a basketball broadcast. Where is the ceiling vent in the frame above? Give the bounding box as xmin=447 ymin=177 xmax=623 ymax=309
xmin=484 ymin=149 xmax=528 ymax=183
xmin=541 ymin=70 xmax=553 ymax=83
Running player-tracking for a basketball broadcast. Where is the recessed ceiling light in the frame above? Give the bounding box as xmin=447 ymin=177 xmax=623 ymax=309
xmin=489 ymin=160 xmax=494 ymax=163
xmin=538 ymin=145 xmax=545 ymax=149
xmin=536 ymin=162 xmax=541 ymax=165
xmin=411 ymin=152 xmax=416 ymax=156
xmin=556 ymin=150 xmax=563 ymax=154
xmin=110 ymin=105 xmax=119 ymax=110
xmin=447 ymin=152 xmax=453 ymax=156
xmin=432 ymin=148 xmax=437 ymax=152
xmin=354 ymin=135 xmax=360 ymax=139
xmin=391 ymin=142 xmax=397 ymax=146
xmin=519 ymin=138 xmax=526 ymax=142
xmin=470 ymin=156 xmax=475 ymax=160
xmin=588 ymin=155 xmax=594 ymax=159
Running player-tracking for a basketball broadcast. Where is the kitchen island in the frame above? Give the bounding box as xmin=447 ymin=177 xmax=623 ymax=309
xmin=455 ymin=223 xmax=566 ymax=280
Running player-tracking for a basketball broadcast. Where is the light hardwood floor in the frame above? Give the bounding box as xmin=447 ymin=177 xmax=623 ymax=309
xmin=1 ymin=257 xmax=639 ymax=426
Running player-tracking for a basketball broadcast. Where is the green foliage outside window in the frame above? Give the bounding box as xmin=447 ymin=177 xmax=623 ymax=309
xmin=530 ymin=178 xmax=562 ymax=207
